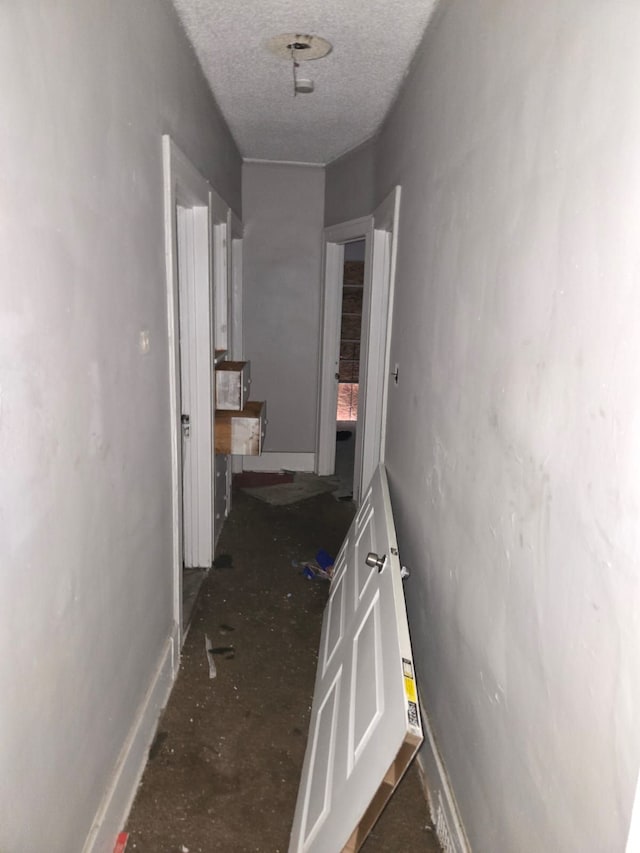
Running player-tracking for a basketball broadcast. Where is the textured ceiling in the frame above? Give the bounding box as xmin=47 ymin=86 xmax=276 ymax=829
xmin=171 ymin=0 xmax=438 ymax=164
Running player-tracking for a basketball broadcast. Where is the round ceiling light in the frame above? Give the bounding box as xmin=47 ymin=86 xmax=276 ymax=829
xmin=267 ymin=33 xmax=332 ymax=61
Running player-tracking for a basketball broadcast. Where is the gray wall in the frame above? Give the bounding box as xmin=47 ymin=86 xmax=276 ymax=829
xmin=344 ymin=240 xmax=366 ymax=262
xmin=328 ymin=0 xmax=640 ymax=849
xmin=0 ymin=2 xmax=241 ymax=849
xmin=324 ymin=138 xmax=375 ymax=227
xmin=242 ymin=162 xmax=325 ymax=454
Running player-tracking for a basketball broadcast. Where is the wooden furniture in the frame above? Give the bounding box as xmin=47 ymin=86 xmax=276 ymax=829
xmin=215 ymin=360 xmax=251 ymax=410
xmin=214 ymin=401 xmax=266 ymax=455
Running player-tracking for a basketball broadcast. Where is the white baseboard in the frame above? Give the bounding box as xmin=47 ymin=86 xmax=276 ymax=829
xmin=416 ymin=691 xmax=471 ymax=853
xmin=82 ymin=622 xmax=180 ymax=853
xmin=242 ymin=452 xmax=315 ymax=472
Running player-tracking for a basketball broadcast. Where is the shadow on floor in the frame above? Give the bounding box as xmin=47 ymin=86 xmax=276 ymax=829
xmin=126 ymin=485 xmax=440 ymax=852
xmin=334 ymin=421 xmax=356 ymax=499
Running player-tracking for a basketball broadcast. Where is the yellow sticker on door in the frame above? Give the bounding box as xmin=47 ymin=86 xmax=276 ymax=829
xmin=404 ymin=675 xmax=417 ymax=703
xmin=402 ymin=657 xmax=417 ymax=703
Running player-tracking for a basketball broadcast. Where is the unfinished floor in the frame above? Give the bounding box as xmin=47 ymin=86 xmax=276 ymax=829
xmin=126 ymin=481 xmax=441 ymax=852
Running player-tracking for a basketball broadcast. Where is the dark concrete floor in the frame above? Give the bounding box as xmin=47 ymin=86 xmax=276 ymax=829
xmin=126 ymin=485 xmax=441 ymax=853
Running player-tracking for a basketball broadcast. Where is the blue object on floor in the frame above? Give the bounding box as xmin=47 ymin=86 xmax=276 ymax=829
xmin=315 ymin=549 xmax=334 ymax=570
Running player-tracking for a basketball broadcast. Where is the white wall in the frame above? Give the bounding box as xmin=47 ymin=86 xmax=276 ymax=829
xmin=329 ymin=1 xmax=640 ymax=849
xmin=325 ymin=138 xmax=375 ymax=227
xmin=242 ymin=162 xmax=325 ymax=456
xmin=0 ymin=2 xmax=241 ymax=850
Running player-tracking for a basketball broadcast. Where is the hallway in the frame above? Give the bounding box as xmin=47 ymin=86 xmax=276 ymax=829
xmin=5 ymin=2 xmax=640 ymax=850
xmin=126 ymin=485 xmax=441 ymax=852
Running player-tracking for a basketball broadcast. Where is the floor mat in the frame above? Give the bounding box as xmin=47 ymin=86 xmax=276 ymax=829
xmin=242 ymin=472 xmax=340 ymax=506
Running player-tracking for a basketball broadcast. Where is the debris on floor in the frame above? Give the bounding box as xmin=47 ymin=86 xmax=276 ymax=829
xmin=209 ymin=645 xmax=235 ymax=659
xmin=113 ymin=832 xmax=128 ymax=853
xmin=293 ymin=548 xmax=335 ymax=581
xmin=315 ymin=548 xmax=334 ymax=572
xmin=204 ymin=634 xmax=217 ymax=679
xmin=301 ymin=561 xmax=330 ymax=581
xmin=125 ymin=486 xmax=440 ymax=852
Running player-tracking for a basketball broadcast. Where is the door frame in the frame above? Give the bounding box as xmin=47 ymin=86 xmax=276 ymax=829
xmin=316 ymin=215 xmax=372 ymax=494
xmin=162 ymin=135 xmax=231 ymax=648
xmin=315 ymin=187 xmax=401 ymax=503
xmin=229 ymin=211 xmax=245 ymax=476
xmin=372 ymin=186 xmax=402 ymax=465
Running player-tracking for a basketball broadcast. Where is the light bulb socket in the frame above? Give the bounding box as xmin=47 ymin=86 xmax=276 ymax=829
xmin=294 ymin=78 xmax=314 ymax=94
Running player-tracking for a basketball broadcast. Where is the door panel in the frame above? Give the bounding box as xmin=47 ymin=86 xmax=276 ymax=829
xmin=349 ymin=591 xmax=383 ymax=772
xmin=322 ymin=574 xmax=346 ymax=677
xmin=176 ymin=204 xmax=213 ymax=569
xmin=177 ymin=206 xmax=195 ymax=568
xmin=302 ymin=669 xmax=342 ymax=842
xmin=289 ymin=465 xmax=423 ymax=853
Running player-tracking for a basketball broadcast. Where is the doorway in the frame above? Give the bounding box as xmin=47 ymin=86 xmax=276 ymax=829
xmin=334 ymin=239 xmax=365 ymax=500
xmin=316 ymin=188 xmax=401 ymax=505
xmin=162 ymin=135 xmax=234 ymax=647
xmin=175 ymin=203 xmax=213 ymax=627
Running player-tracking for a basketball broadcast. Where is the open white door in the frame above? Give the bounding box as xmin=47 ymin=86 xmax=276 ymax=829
xmin=289 ymin=464 xmax=423 ymax=853
xmin=176 ymin=204 xmax=212 ymax=569
xmin=163 ymin=135 xmax=235 ymax=644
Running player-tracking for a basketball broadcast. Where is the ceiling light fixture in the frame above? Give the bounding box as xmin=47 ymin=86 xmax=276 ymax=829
xmin=267 ymin=33 xmax=332 ymax=97
xmin=289 ymin=43 xmax=313 ymax=96
xmin=294 ymin=77 xmax=314 ymax=95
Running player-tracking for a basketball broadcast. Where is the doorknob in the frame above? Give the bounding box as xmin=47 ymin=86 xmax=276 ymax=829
xmin=365 ymin=552 xmax=387 ymax=572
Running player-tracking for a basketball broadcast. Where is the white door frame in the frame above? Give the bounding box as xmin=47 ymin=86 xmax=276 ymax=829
xmin=317 ymin=215 xmax=372 ymax=494
xmin=316 ymin=187 xmax=401 ymax=503
xmin=162 ymin=135 xmax=232 ymax=647
xmin=229 ymin=210 xmax=245 ymax=475
xmin=228 ymin=209 xmax=244 ymax=361
xmin=373 ymin=186 xmax=402 ymax=465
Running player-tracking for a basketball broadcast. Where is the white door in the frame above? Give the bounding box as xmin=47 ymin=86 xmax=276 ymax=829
xmin=176 ymin=204 xmax=213 ymax=569
xmin=289 ymin=464 xmax=423 ymax=853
